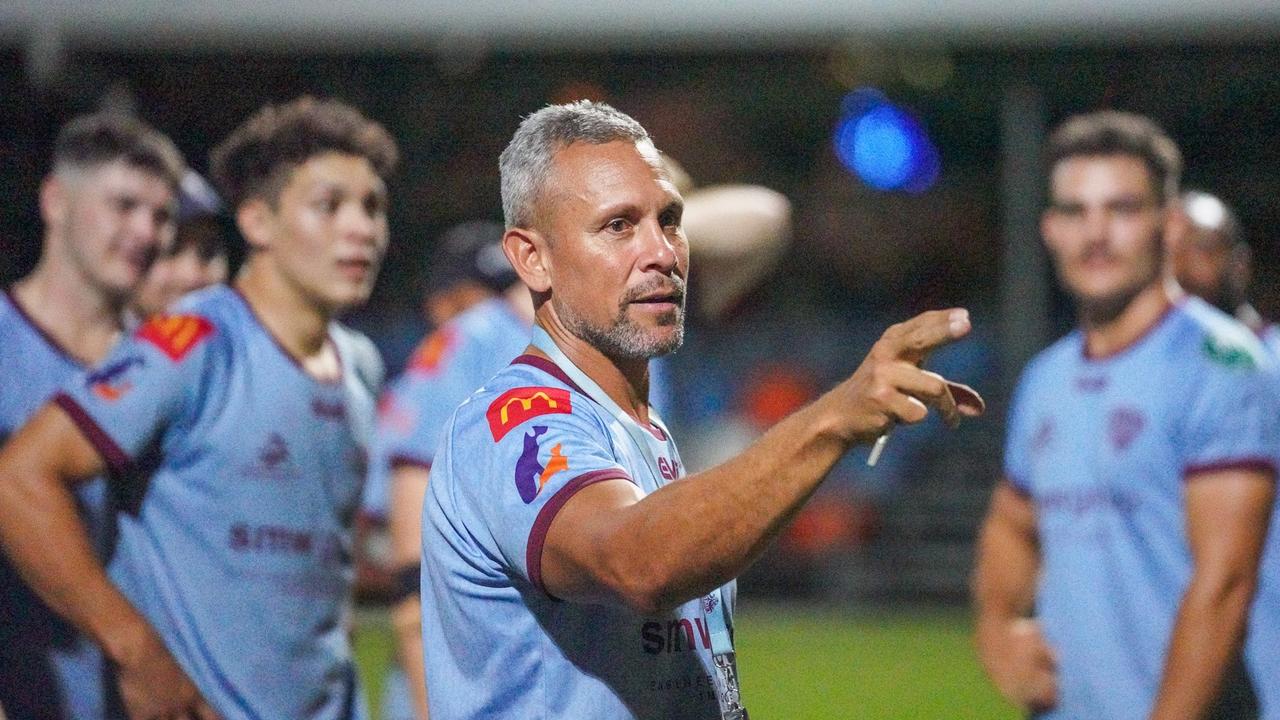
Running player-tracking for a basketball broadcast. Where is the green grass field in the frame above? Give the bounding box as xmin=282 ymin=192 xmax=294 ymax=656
xmin=355 ymin=603 xmax=1018 ymax=719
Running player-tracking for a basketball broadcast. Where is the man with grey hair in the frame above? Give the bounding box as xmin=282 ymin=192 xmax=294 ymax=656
xmin=419 ymin=100 xmax=983 ymax=718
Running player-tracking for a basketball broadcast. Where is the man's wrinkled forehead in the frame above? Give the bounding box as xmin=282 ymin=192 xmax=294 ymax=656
xmin=539 ymin=139 xmax=674 ymax=216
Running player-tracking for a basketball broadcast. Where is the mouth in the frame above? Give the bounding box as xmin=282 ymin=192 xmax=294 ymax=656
xmin=628 ymin=290 xmax=683 ymax=312
xmin=336 ymin=258 xmax=375 ymax=281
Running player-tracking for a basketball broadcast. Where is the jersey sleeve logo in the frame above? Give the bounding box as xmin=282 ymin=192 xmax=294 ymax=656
xmin=408 ymin=327 xmax=457 ymax=375
xmin=136 ymin=315 xmax=214 ymax=362
xmin=487 ymin=386 xmax=572 ymax=441
xmin=514 ymin=425 xmax=569 ymax=503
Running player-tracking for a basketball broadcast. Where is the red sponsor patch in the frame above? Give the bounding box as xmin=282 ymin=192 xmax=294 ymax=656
xmin=408 ymin=327 xmax=457 ymax=375
xmin=136 ymin=315 xmax=214 ymax=361
xmin=486 ymin=386 xmax=572 ymax=441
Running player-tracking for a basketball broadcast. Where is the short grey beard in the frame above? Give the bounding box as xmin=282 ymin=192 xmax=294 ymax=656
xmin=556 ymin=291 xmax=685 ymax=361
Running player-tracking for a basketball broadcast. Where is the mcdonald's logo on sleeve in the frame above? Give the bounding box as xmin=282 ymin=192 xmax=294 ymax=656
xmin=136 ymin=315 xmax=215 ymax=362
xmin=486 ymin=386 xmax=572 ymax=441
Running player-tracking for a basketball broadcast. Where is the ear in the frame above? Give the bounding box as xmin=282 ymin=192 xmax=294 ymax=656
xmin=38 ymin=175 xmax=68 ymax=231
xmin=503 ymin=227 xmax=552 ymax=294
xmin=1160 ymin=201 xmax=1186 ymax=248
xmin=236 ymin=198 xmax=275 ymax=252
xmin=1039 ymin=210 xmax=1057 ymax=253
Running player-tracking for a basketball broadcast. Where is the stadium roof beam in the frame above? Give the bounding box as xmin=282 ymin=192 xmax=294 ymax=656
xmin=3 ymin=0 xmax=1280 ymax=53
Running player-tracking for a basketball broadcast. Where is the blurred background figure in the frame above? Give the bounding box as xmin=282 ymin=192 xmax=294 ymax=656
xmin=974 ymin=111 xmax=1274 ymax=719
xmin=1168 ymin=189 xmax=1280 ymax=720
xmin=0 ymin=111 xmax=183 ymax=720
xmin=419 ymin=221 xmax=518 ymax=327
xmin=130 ymin=170 xmax=229 ymax=319
xmin=1169 ymin=190 xmax=1280 ymax=348
xmin=363 ymin=220 xmax=532 ymax=720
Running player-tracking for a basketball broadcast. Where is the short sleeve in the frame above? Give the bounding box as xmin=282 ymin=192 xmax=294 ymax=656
xmin=1003 ymin=366 xmax=1038 ymax=495
xmin=457 ymin=387 xmax=631 ymax=596
xmin=362 ymin=357 xmax=485 ymax=518
xmin=1178 ymin=361 xmax=1280 ymax=479
xmin=54 ymin=314 xmax=217 ymax=474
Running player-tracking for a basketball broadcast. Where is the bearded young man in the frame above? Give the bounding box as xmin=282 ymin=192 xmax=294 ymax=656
xmin=973 ymin=111 xmax=1278 ymax=719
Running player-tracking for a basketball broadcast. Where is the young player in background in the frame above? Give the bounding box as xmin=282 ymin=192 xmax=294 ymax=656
xmin=0 ymin=96 xmax=397 ymax=720
xmin=973 ymin=111 xmax=1277 ymax=719
xmin=367 ymin=221 xmax=533 ymax=720
xmin=130 ymin=170 xmax=229 ymax=319
xmin=0 ymin=112 xmax=183 ymax=720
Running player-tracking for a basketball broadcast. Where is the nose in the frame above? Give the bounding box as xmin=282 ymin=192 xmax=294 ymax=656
xmin=127 ymin=205 xmax=170 ymax=247
xmin=1081 ymin=207 xmax=1111 ymax=248
xmin=637 ymin=217 xmax=678 ymax=275
xmin=340 ymin=201 xmax=382 ymax=247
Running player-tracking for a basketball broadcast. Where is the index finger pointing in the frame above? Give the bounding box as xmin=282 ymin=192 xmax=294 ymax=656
xmin=881 ymin=308 xmax=971 ymax=364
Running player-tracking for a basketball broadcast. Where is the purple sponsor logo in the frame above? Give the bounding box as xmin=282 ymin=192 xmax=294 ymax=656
xmin=311 ymin=397 xmax=346 ymax=420
xmin=1075 ymin=375 xmax=1108 ymax=393
xmin=641 ymin=617 xmax=713 ymax=654
xmin=658 ymin=456 xmax=682 ymax=481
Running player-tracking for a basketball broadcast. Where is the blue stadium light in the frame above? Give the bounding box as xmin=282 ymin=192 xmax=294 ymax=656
xmin=833 ymin=88 xmax=940 ymax=194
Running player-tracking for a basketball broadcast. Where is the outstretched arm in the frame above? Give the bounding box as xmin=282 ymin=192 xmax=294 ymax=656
xmin=543 ymin=308 xmax=982 ymax=612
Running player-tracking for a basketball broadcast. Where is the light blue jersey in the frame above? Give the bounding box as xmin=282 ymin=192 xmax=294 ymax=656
xmin=364 ymin=297 xmax=530 ymax=720
xmin=422 ymin=332 xmax=733 ymax=719
xmin=0 ymin=291 xmax=108 ymax=719
xmin=1005 ymin=298 xmax=1279 ymax=719
xmin=363 ymin=297 xmax=530 ymax=521
xmin=1247 ymin=322 xmax=1280 ymax=720
xmin=55 ymin=285 xmax=381 ymax=720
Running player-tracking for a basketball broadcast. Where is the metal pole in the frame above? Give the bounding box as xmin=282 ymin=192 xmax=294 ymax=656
xmin=999 ymin=83 xmax=1050 ymax=389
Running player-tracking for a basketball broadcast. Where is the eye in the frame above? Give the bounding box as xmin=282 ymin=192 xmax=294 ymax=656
xmin=363 ymin=193 xmax=387 ymax=218
xmin=606 ymin=218 xmax=631 ymax=233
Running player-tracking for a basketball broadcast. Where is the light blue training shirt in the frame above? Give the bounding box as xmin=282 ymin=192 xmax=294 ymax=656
xmin=1005 ymin=297 xmax=1279 ymax=719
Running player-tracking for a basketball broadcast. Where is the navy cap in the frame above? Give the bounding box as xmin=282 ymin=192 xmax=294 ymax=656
xmin=178 ymin=170 xmax=223 ymax=222
xmin=426 ymin=221 xmax=517 ymax=293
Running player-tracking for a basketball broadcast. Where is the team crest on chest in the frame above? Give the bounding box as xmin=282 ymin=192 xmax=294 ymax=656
xmin=1107 ymin=406 xmax=1145 ymax=452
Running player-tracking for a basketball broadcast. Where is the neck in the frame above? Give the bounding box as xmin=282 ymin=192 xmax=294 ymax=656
xmin=234 ymin=257 xmax=332 ymax=360
xmin=504 ymin=284 xmax=536 ymax=326
xmin=534 ymin=306 xmax=651 ymax=425
xmin=12 ymin=254 xmax=126 ymax=364
xmin=1081 ymin=277 xmax=1180 ymax=358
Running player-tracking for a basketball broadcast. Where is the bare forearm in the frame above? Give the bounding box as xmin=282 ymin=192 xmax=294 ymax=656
xmin=972 ymin=484 xmax=1041 ymax=668
xmin=601 ymin=397 xmax=851 ymax=609
xmin=0 ymin=465 xmax=149 ymax=662
xmin=972 ymin=504 xmax=1040 ymax=634
xmin=1149 ymin=577 xmax=1255 ymax=720
xmin=391 ymin=597 xmax=429 ymax=720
